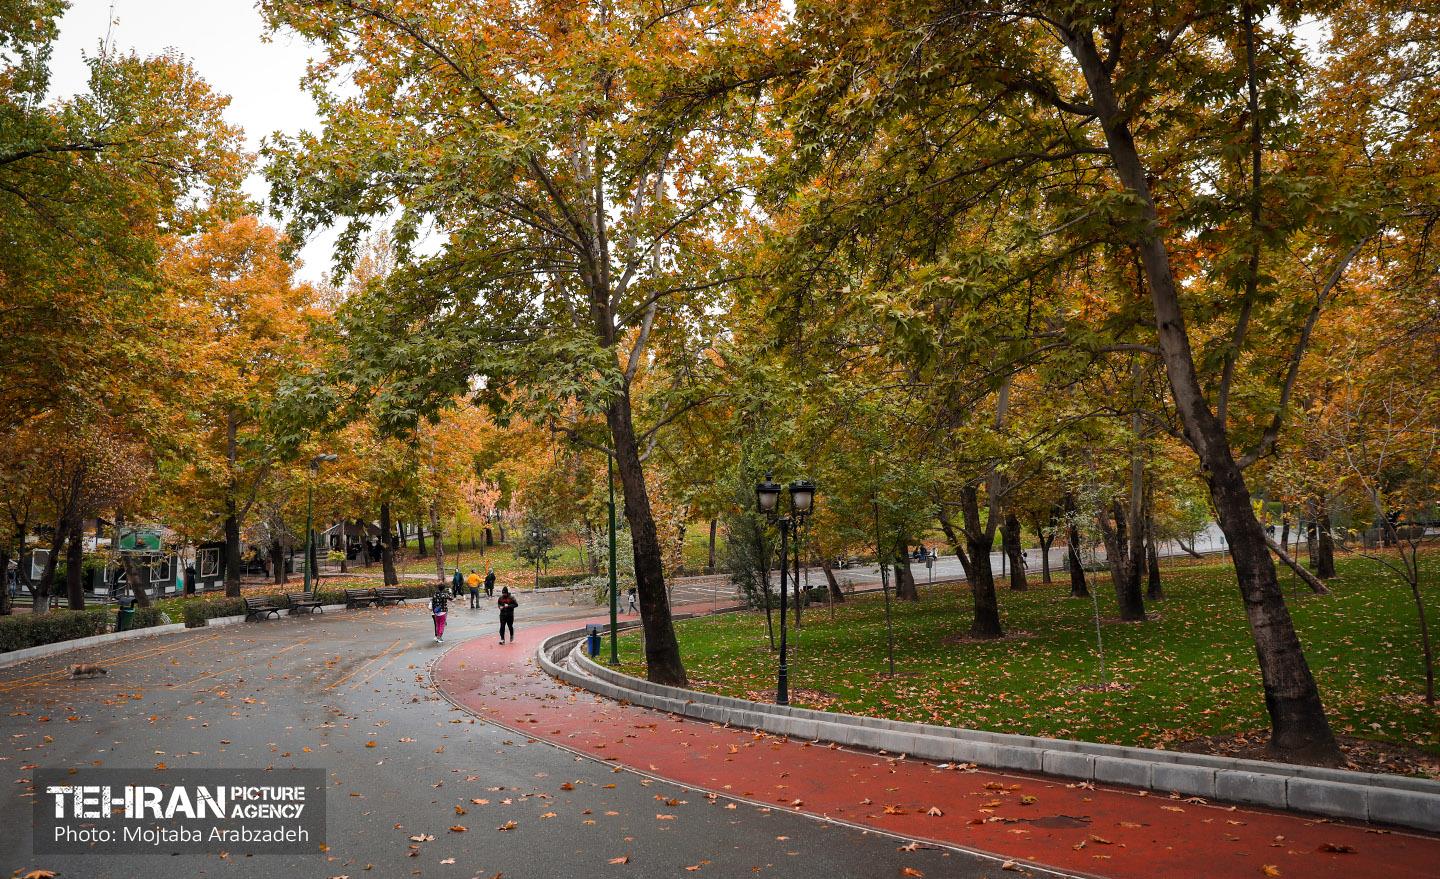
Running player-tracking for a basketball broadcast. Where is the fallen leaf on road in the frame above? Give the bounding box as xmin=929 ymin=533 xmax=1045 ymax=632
xmin=609 ymin=855 xmax=629 ymax=864
xmin=1261 ymin=867 xmax=1281 ymax=877
xmin=901 ymin=868 xmax=924 ymax=877
xmin=1318 ymin=843 xmax=1356 ymax=854
xmin=926 ymin=807 xmax=943 ymax=817
xmin=498 ymin=821 xmax=517 ymax=831
xmin=449 ymin=825 xmax=466 ymax=832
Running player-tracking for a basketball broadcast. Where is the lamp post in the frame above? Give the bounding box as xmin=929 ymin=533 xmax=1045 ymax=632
xmin=303 ymin=453 xmax=338 ymax=595
xmin=755 ymin=474 xmax=815 ymax=706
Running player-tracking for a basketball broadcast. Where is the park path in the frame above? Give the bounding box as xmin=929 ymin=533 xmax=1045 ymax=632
xmin=434 ymin=610 xmax=1440 ymax=879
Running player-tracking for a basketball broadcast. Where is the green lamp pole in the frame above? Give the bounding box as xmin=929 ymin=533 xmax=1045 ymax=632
xmin=303 ymin=453 xmax=338 ymax=595
xmin=608 ymin=452 xmax=619 ymax=665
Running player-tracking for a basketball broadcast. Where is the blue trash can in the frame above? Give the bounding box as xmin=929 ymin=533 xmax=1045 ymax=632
xmin=585 ymin=624 xmax=602 ymax=658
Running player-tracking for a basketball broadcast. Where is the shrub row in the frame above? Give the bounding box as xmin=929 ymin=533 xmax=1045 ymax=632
xmin=182 ymin=581 xmax=440 ymax=627
xmin=0 ymin=605 xmax=165 ymax=653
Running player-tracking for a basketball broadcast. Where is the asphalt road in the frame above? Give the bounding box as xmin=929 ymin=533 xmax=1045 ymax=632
xmin=1 ymin=597 xmax=1073 ymax=878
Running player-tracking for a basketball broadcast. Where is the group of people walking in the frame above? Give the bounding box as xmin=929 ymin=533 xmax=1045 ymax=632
xmin=429 ymin=565 xmax=517 ymax=644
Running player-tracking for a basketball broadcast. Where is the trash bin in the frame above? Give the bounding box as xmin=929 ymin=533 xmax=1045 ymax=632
xmin=116 ymin=598 xmax=136 ymax=632
xmin=585 ymin=624 xmax=602 ymax=658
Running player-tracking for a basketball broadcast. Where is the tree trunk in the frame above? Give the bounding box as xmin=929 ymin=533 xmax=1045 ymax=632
xmin=398 ymin=520 xmax=408 ymax=547
xmin=430 ymin=502 xmax=446 ymax=584
xmin=1063 ymin=493 xmax=1089 ymax=598
xmin=1066 ymin=26 xmax=1340 ymax=764
xmin=379 ymin=501 xmax=399 ymax=586
xmin=820 ymin=557 xmax=845 ymax=602
xmin=271 ymin=540 xmax=285 ymax=585
xmin=223 ymin=507 xmax=242 ymax=597
xmin=1315 ymin=496 xmax=1336 ymax=579
xmin=0 ymin=542 xmax=10 ymax=616
xmin=1001 ymin=512 xmax=1028 ymax=591
xmin=65 ymin=518 xmax=85 ymax=610
xmin=942 ymin=485 xmax=1002 ymax=637
xmin=1265 ymin=532 xmax=1330 ymax=595
xmin=607 ymin=392 xmax=686 ymax=686
xmin=1145 ymin=512 xmax=1164 ymax=601
xmin=1098 ymin=501 xmax=1146 ymax=621
xmin=707 ymin=517 xmax=717 ymax=574
xmin=894 ymin=538 xmax=918 ymax=601
xmin=1038 ymin=527 xmax=1054 ymax=585
xmin=417 ymin=521 xmax=427 ymax=557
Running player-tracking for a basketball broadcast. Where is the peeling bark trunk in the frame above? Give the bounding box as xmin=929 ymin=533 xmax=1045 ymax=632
xmin=820 ymin=557 xmax=845 ymax=602
xmin=1064 ymin=25 xmax=1339 ymax=763
xmin=1063 ymin=493 xmax=1088 ymax=598
xmin=380 ymin=502 xmax=399 ymax=586
xmin=65 ymin=519 xmax=85 ymax=609
xmin=1001 ymin=513 xmax=1028 ymax=591
xmin=223 ymin=509 xmax=242 ymax=597
xmin=607 ymin=391 xmax=686 ymax=686
xmin=894 ymin=537 xmax=918 ymax=601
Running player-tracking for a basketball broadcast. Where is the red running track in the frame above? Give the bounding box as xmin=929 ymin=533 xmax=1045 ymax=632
xmin=432 ymin=615 xmax=1440 ymax=879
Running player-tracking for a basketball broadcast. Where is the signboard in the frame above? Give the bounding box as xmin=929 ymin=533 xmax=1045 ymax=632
xmin=118 ymin=529 xmax=164 ymax=552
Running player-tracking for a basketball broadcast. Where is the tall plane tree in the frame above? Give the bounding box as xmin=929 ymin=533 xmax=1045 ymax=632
xmin=263 ymin=0 xmax=778 ymax=684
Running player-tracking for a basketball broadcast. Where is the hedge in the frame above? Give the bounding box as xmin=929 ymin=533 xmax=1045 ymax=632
xmin=182 ymin=581 xmax=441 ymax=627
xmin=0 ymin=606 xmax=164 ymax=653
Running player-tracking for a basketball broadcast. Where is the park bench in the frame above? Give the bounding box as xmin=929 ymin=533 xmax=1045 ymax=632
xmin=344 ymin=588 xmax=380 ymax=608
xmin=244 ymin=596 xmax=281 ymax=621
xmin=375 ymin=586 xmax=407 ymax=606
xmin=286 ymin=592 xmax=324 ymax=615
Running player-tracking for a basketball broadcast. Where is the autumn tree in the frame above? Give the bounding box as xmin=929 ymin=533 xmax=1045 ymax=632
xmin=261 ymin=0 xmax=781 ymax=685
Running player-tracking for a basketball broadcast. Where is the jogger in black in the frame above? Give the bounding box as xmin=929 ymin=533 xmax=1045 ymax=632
xmin=497 ymin=587 xmax=518 ymax=643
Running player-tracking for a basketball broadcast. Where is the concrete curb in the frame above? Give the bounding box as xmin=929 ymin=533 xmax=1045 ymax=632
xmin=536 ymin=626 xmax=1440 ymax=833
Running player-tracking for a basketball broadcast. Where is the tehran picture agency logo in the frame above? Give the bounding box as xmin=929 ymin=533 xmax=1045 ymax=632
xmin=33 ymin=769 xmax=325 ymax=855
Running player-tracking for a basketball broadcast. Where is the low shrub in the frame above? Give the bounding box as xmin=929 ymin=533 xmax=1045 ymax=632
xmin=0 ymin=608 xmax=112 ymax=653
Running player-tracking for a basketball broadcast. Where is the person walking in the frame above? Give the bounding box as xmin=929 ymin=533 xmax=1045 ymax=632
xmin=466 ymin=568 xmax=481 ymax=608
xmin=430 ymin=587 xmax=450 ymax=643
xmin=451 ymin=568 xmax=464 ymax=599
xmin=483 ymin=566 xmax=496 ymax=598
xmin=497 ymin=587 xmax=518 ymax=644
xmin=626 ymin=586 xmax=638 ymax=614
xmin=466 ymin=569 xmax=482 ymax=607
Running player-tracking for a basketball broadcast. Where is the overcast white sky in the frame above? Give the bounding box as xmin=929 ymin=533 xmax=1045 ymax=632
xmin=49 ymin=1 xmax=337 ymax=280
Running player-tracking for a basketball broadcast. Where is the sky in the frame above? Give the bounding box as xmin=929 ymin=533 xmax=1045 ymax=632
xmin=48 ymin=0 xmax=337 ymax=280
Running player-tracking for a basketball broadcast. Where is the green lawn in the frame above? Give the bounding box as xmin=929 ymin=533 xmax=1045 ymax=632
xmin=618 ymin=550 xmax=1440 ymax=758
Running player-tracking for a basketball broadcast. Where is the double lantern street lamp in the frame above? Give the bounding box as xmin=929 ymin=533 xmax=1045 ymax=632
xmin=755 ymin=474 xmax=816 ymax=706
xmin=303 ymin=453 xmax=339 ymax=595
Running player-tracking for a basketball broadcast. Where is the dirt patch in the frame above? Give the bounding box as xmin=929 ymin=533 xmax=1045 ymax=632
xmin=941 ymin=630 xmax=1037 ymax=646
xmin=1173 ymin=731 xmax=1440 ymax=778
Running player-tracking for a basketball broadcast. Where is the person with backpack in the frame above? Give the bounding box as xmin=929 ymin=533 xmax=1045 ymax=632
xmin=483 ymin=566 xmax=496 ymax=597
xmin=430 ymin=587 xmax=450 ymax=643
xmin=497 ymin=587 xmax=518 ymax=644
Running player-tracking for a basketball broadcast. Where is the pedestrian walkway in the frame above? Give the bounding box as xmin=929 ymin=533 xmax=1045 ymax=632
xmin=433 ymin=612 xmax=1440 ymax=879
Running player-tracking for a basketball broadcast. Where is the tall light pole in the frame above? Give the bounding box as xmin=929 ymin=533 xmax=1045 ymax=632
xmin=304 ymin=453 xmax=338 ymax=595
xmin=756 ymin=474 xmax=815 ymax=706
